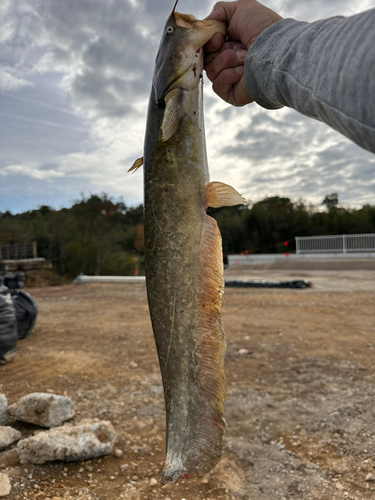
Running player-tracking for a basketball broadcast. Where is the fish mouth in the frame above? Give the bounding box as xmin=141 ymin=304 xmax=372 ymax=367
xmin=192 ymin=19 xmax=228 ymax=50
xmin=174 ymin=13 xmax=227 ymax=52
xmin=154 ymin=13 xmax=227 ymax=106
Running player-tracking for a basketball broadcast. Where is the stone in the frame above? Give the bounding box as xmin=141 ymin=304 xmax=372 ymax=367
xmin=0 ymin=427 xmax=22 ymax=450
xmin=149 ymin=478 xmax=158 ymax=486
xmin=238 ymin=349 xmax=249 ymax=355
xmin=1 ymin=468 xmax=17 ymax=479
xmin=114 ymin=449 xmax=123 ymax=458
xmin=9 ymin=393 xmax=74 ymax=428
xmin=17 ymin=419 xmax=116 ymax=464
xmin=331 ymin=464 xmax=346 ymax=475
xmin=0 ymin=473 xmax=11 ymax=497
xmin=0 ymin=396 xmax=7 ymax=426
xmin=365 ymin=473 xmax=375 ymax=481
xmin=0 ymin=449 xmax=20 ymax=468
xmin=335 ymin=482 xmax=344 ymax=491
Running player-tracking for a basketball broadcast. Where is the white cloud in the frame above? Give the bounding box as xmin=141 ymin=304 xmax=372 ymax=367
xmin=0 ymin=67 xmax=32 ymax=91
xmin=204 ymin=84 xmax=375 ymax=207
xmin=0 ymin=163 xmax=64 ymax=180
xmin=0 ymin=0 xmax=11 ymax=21
xmin=0 ymin=18 xmax=15 ymax=44
xmin=271 ymin=0 xmax=374 ymax=20
xmin=0 ymin=0 xmax=373 ymax=212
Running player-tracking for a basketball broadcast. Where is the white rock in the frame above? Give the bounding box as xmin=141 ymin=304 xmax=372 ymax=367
xmin=365 ymin=473 xmax=375 ymax=481
xmin=0 ymin=396 xmax=7 ymax=426
xmin=9 ymin=393 xmax=74 ymax=428
xmin=0 ymin=473 xmax=11 ymax=497
xmin=0 ymin=427 xmax=22 ymax=450
xmin=149 ymin=478 xmax=158 ymax=486
xmin=114 ymin=448 xmax=123 ymax=458
xmin=17 ymin=419 xmax=116 ymax=464
xmin=238 ymin=349 xmax=249 ymax=355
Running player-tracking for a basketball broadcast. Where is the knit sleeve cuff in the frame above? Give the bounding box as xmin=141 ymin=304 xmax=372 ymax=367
xmin=244 ymin=18 xmax=308 ymax=110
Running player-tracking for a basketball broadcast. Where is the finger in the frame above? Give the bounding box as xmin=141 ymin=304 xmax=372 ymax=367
xmin=204 ymin=32 xmax=226 ymax=54
xmin=231 ymin=75 xmax=253 ymax=107
xmin=205 ymin=46 xmax=247 ymax=83
xmin=205 ymin=40 xmax=244 ymax=66
xmin=212 ymin=69 xmax=252 ymax=106
xmin=204 ymin=1 xmax=238 ymax=23
xmin=212 ymin=66 xmax=243 ymax=100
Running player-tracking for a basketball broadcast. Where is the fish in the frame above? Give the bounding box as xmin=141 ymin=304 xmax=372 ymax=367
xmin=130 ymin=0 xmax=245 ymax=485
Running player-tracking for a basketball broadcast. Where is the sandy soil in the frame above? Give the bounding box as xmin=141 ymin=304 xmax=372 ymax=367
xmin=1 ymin=261 xmax=375 ymax=500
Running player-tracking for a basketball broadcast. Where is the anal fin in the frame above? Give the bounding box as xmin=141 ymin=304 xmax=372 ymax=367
xmin=128 ymin=157 xmax=143 ymax=173
xmin=203 ymin=181 xmax=246 ymax=208
xmin=162 ymin=214 xmax=226 ymax=483
xmin=193 ymin=214 xmax=226 ymax=470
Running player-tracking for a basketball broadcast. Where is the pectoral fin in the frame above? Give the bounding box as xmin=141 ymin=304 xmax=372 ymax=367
xmin=128 ymin=157 xmax=143 ymax=173
xmin=203 ymin=181 xmax=246 ymax=208
xmin=161 ymin=89 xmax=188 ymax=142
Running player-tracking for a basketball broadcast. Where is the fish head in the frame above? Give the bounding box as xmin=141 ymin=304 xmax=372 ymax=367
xmin=153 ymin=10 xmax=227 ymax=106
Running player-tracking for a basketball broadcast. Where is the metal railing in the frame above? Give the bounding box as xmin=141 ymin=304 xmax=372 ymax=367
xmin=0 ymin=242 xmax=37 ymax=260
xmin=295 ymin=234 xmax=375 ymax=254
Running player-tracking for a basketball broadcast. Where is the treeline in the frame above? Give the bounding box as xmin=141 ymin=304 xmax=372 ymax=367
xmin=0 ymin=194 xmax=374 ymax=278
xmin=0 ymin=195 xmax=144 ymax=278
xmin=208 ymin=196 xmax=375 ymax=255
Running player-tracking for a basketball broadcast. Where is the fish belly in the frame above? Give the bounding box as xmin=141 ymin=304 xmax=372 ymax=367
xmin=144 ymin=119 xmax=226 ymax=483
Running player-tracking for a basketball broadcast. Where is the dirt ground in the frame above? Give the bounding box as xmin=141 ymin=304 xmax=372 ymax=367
xmin=1 ymin=259 xmax=375 ymax=500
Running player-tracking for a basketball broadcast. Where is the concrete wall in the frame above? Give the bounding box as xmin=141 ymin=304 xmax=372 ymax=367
xmin=228 ymin=252 xmax=375 ymax=266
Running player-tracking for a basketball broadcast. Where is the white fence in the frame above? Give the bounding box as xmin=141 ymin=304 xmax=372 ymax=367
xmin=295 ymin=233 xmax=375 ymax=254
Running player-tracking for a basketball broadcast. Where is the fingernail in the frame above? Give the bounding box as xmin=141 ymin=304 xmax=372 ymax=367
xmin=236 ymin=50 xmax=247 ymax=60
xmin=234 ymin=65 xmax=244 ymax=74
xmin=233 ymin=43 xmax=243 ymax=50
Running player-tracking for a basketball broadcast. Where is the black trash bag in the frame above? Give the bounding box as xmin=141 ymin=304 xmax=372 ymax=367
xmin=4 ymin=272 xmax=25 ymax=289
xmin=11 ymin=290 xmax=38 ymax=340
xmin=0 ymin=285 xmax=17 ymax=365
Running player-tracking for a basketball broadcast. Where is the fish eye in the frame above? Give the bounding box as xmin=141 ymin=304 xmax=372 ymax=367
xmin=166 ymin=26 xmax=175 ymax=35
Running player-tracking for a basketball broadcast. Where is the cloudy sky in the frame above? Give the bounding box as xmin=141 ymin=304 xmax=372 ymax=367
xmin=0 ymin=0 xmax=374 ymax=213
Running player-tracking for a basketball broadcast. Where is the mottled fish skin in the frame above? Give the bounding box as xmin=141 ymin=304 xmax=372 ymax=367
xmin=137 ymin=8 xmax=245 ymax=485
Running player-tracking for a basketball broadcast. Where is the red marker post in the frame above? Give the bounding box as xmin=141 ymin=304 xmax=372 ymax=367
xmin=283 ymin=241 xmax=289 ymax=257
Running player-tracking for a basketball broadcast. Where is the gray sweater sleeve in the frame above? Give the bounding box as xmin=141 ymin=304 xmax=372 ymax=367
xmin=244 ymin=9 xmax=375 ymax=153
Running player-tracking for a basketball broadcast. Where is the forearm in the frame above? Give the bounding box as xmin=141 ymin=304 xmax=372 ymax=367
xmin=244 ymin=10 xmax=375 ymax=153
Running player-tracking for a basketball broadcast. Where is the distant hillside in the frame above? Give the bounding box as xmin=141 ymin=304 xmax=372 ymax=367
xmin=1 ymin=194 xmax=374 ymax=278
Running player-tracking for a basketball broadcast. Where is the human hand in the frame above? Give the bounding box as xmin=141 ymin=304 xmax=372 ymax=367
xmin=204 ymin=0 xmax=283 ymax=106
